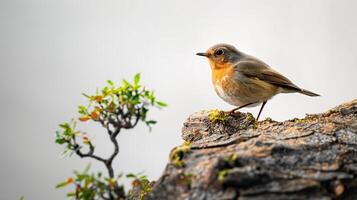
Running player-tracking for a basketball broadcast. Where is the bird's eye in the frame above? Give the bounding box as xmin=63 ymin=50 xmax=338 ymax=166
xmin=215 ymin=49 xmax=224 ymax=56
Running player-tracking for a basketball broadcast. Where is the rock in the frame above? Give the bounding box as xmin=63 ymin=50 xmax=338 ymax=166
xmin=147 ymin=99 xmax=357 ymax=200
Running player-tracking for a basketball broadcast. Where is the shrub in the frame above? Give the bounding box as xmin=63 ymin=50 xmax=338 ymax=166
xmin=55 ymin=73 xmax=166 ymax=199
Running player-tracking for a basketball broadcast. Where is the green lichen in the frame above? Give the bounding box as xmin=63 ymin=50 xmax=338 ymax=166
xmin=169 ymin=141 xmax=192 ymax=167
xmin=218 ymin=154 xmax=238 ymax=183
xmin=252 ymin=123 xmax=258 ymax=129
xmin=223 ymin=153 xmax=238 ymax=166
xmin=245 ymin=112 xmax=256 ymax=123
xmin=178 ymin=173 xmax=194 ymax=186
xmin=293 ymin=118 xmax=307 ymax=123
xmin=265 ymin=117 xmax=273 ymax=122
xmin=209 ymin=109 xmax=229 ymax=123
xmin=218 ymin=169 xmax=230 ymax=182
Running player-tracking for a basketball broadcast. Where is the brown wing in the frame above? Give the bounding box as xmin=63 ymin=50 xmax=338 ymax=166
xmin=234 ymin=59 xmax=302 ymax=92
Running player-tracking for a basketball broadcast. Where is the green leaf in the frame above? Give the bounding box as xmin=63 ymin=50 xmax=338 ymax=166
xmin=156 ymin=101 xmax=168 ymax=107
xmin=139 ymin=175 xmax=148 ymax=180
xmin=146 ymin=120 xmax=157 ymax=124
xmin=55 ymin=138 xmax=67 ymax=145
xmin=78 ymin=105 xmax=87 ymax=115
xmin=122 ymin=79 xmax=131 ymax=88
xmin=19 ymin=195 xmax=24 ymax=200
xmin=71 ymin=119 xmax=77 ymax=129
xmin=107 ymin=80 xmax=114 ymax=86
xmin=134 ymin=73 xmax=140 ymax=86
xmin=56 ymin=181 xmax=71 ymax=189
xmin=66 ymin=192 xmax=76 ymax=197
xmin=59 ymin=123 xmax=70 ymax=130
xmin=82 ymin=93 xmax=91 ymax=99
xmin=126 ymin=173 xmax=136 ymax=178
xmin=63 ymin=128 xmax=73 ymax=137
xmin=102 ymin=86 xmax=109 ymax=96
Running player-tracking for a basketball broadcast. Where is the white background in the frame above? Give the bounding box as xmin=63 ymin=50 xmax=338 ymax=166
xmin=1 ymin=0 xmax=357 ymax=199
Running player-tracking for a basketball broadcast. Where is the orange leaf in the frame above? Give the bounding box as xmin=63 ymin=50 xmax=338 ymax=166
xmin=132 ymin=179 xmax=141 ymax=187
xmin=82 ymin=135 xmax=90 ymax=144
xmin=66 ymin=177 xmax=74 ymax=184
xmin=79 ymin=116 xmax=91 ymax=122
xmin=95 ymin=96 xmax=103 ymax=103
xmin=90 ymin=111 xmax=98 ymax=120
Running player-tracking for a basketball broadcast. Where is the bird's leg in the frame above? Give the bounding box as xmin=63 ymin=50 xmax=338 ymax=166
xmin=256 ymin=101 xmax=267 ymax=121
xmin=228 ymin=102 xmax=255 ymax=115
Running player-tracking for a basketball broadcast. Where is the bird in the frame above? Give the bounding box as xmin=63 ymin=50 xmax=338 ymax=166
xmin=196 ymin=43 xmax=320 ymax=121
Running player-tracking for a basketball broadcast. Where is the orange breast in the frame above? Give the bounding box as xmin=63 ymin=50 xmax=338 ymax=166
xmin=211 ymin=64 xmax=243 ymax=106
xmin=211 ymin=61 xmax=280 ymax=106
xmin=211 ymin=62 xmax=234 ymax=84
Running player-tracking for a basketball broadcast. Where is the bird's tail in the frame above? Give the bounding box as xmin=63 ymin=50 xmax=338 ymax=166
xmin=299 ymin=88 xmax=320 ymax=97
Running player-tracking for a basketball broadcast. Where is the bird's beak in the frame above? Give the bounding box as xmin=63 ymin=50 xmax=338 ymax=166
xmin=196 ymin=52 xmax=209 ymax=57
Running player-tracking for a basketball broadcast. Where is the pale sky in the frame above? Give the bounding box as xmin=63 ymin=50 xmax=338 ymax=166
xmin=1 ymin=0 xmax=357 ymax=199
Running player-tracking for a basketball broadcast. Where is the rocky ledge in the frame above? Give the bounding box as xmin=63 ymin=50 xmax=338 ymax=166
xmin=148 ymin=99 xmax=357 ymax=200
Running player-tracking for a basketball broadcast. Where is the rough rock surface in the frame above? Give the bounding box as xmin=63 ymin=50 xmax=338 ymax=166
xmin=147 ymin=99 xmax=357 ymax=200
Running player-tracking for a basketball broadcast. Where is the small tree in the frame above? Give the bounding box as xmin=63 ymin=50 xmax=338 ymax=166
xmin=55 ymin=74 xmax=166 ymax=199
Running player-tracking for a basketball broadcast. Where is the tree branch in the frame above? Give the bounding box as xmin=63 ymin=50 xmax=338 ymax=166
xmin=106 ymin=128 xmax=120 ymax=178
xmin=73 ymin=143 xmax=106 ymax=163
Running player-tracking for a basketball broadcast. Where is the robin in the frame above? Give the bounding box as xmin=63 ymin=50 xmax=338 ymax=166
xmin=196 ymin=43 xmax=320 ymax=121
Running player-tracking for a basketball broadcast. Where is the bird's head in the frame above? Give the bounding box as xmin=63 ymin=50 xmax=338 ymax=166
xmin=196 ymin=43 xmax=242 ymax=69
